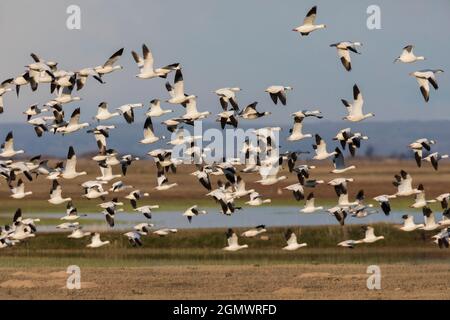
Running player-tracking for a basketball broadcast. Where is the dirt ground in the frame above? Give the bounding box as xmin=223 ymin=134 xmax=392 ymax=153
xmin=0 ymin=264 xmax=449 ymax=300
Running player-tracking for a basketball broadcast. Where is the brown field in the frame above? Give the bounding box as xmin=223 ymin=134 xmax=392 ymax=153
xmin=0 ymin=264 xmax=449 ymax=299
xmin=1 ymin=158 xmax=450 ymax=212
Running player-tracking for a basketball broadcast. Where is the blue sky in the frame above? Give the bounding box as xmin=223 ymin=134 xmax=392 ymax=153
xmin=0 ymin=0 xmax=449 ymax=124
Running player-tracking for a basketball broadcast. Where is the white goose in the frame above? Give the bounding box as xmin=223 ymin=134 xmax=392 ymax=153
xmin=420 ymin=207 xmax=439 ymax=231
xmin=330 ymin=41 xmax=362 ymax=71
xmin=400 ymin=214 xmax=424 ymax=232
xmin=140 ymin=116 xmax=164 ymax=144
xmin=265 ymin=86 xmax=292 ymax=105
xmin=0 ymin=79 xmax=13 ymax=113
xmin=134 ymin=205 xmax=159 ymax=219
xmin=283 ymin=229 xmax=307 ymax=250
xmin=423 ymin=152 xmax=448 ymax=171
xmin=331 ymin=148 xmax=356 ymax=173
xmin=131 ymin=44 xmax=179 ymax=79
xmin=61 ymin=201 xmax=87 ymax=221
xmin=373 ymin=194 xmax=396 ymax=216
xmin=245 ymin=191 xmax=271 ymax=206
xmin=94 ymin=102 xmax=120 ymax=121
xmin=9 ymin=179 xmax=32 ymax=199
xmin=223 ymin=228 xmax=248 ymax=251
xmin=239 ymin=102 xmax=271 ymax=120
xmin=61 ymin=146 xmax=87 ymax=179
xmin=55 ymin=108 xmax=89 ymax=134
xmin=394 ymin=45 xmax=425 ymax=63
xmin=23 ymin=104 xmax=48 ymax=121
xmin=146 ymin=99 xmax=173 ymax=117
xmin=392 ymin=170 xmax=420 ymax=197
xmin=300 ymin=193 xmax=323 ymax=213
xmin=117 ymin=103 xmax=144 ymax=124
xmin=287 ymin=115 xmax=312 ymax=141
xmin=410 ymin=184 xmax=436 ymax=208
xmin=109 ymin=181 xmax=133 ymax=192
xmin=165 ymin=69 xmax=193 ymax=105
xmin=232 ymin=175 xmax=254 ymax=198
xmin=94 ymin=48 xmax=124 ymax=76
xmin=241 ymin=225 xmax=267 ymax=238
xmin=153 ymin=228 xmax=178 ymax=236
xmin=125 ymin=190 xmax=149 ymax=208
xmin=96 ymin=165 xmax=121 ymax=182
xmin=183 ymin=205 xmax=207 ymax=223
xmin=312 ymin=134 xmax=336 ymax=160
xmin=409 ymin=138 xmax=436 ymax=167
xmin=214 ymin=87 xmax=241 ymax=110
xmin=0 ymin=132 xmax=24 ymax=158
xmin=124 ymin=231 xmax=143 ymax=247
xmin=359 ymin=226 xmax=384 ymax=243
xmin=155 ymin=171 xmax=178 ymax=191
xmin=76 ymin=68 xmax=103 ymax=90
xmin=87 ymin=233 xmax=110 ymax=248
xmin=256 ymin=164 xmax=287 ymax=185
xmin=180 ymin=96 xmax=211 ymax=121
xmin=341 ymin=84 xmax=374 ymax=122
xmin=134 ymin=223 xmax=154 ymax=235
xmin=83 ymin=183 xmax=108 ymax=200
xmin=67 ymin=227 xmax=91 ymax=239
xmin=292 ymin=6 xmax=326 ymax=36
xmin=409 ymin=69 xmax=444 ymax=102
xmin=48 ymin=180 xmax=71 ymax=205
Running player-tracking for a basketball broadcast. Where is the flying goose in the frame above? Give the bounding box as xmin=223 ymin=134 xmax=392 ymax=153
xmin=57 ymin=222 xmax=79 ymax=230
xmin=23 ymin=104 xmax=48 ymax=121
xmin=420 ymin=206 xmax=439 ymax=231
xmin=55 ymin=108 xmax=89 ymax=134
xmin=47 ymin=85 xmax=81 ymax=105
xmin=239 ymin=102 xmax=271 ymax=120
xmin=191 ymin=167 xmax=212 ymax=191
xmin=75 ymin=67 xmax=103 ymax=90
xmin=134 ymin=205 xmax=159 ymax=219
xmin=232 ymin=175 xmax=254 ymax=198
xmin=245 ymin=191 xmax=271 ymax=206
xmin=217 ymin=110 xmax=238 ymax=129
xmin=99 ymin=197 xmax=124 ymax=210
xmin=83 ymin=183 xmax=108 ymax=200
xmin=13 ymin=72 xmax=35 ymax=97
xmin=223 ymin=228 xmax=248 ymax=251
xmin=283 ymin=229 xmax=307 ymax=250
xmin=125 ymin=190 xmax=149 ymax=208
xmin=94 ymin=48 xmax=124 ymax=76
xmin=287 ymin=115 xmax=312 ymax=141
xmin=214 ymin=87 xmax=241 ymax=111
xmin=134 ymin=222 xmax=155 ymax=235
xmin=131 ymin=44 xmax=179 ymax=79
xmin=0 ymin=79 xmax=13 ymax=113
xmin=120 ymin=155 xmax=139 ymax=176
xmin=183 ymin=205 xmax=207 ymax=223
xmin=94 ymin=102 xmax=120 ymax=121
xmin=300 ymin=193 xmax=323 ymax=213
xmin=436 ymin=193 xmax=450 ymax=211
xmin=109 ymin=180 xmax=133 ymax=192
xmin=394 ymin=45 xmax=425 ymax=63
xmin=331 ymin=148 xmax=356 ymax=173
xmin=241 ymin=225 xmax=267 ymax=238
xmin=422 ymin=152 xmax=448 ymax=171
xmin=165 ymin=69 xmax=193 ymax=105
xmin=409 ymin=69 xmax=444 ymax=102
xmin=410 ymin=184 xmax=436 ymax=208
xmin=61 ymin=201 xmax=87 ymax=221
xmin=67 ymin=227 xmax=91 ymax=239
xmin=293 ymin=164 xmax=316 ymax=179
xmin=117 ymin=103 xmax=144 ymax=124
xmin=124 ymin=231 xmax=143 ymax=247
xmin=392 ymin=170 xmax=420 ymax=197
xmin=330 ymin=41 xmax=362 ymax=71
xmin=312 ymin=134 xmax=336 ymax=160
xmin=409 ymin=138 xmax=436 ymax=167
xmin=337 ymin=239 xmax=362 ymax=249
xmin=87 ymin=232 xmax=110 ymax=248
xmin=373 ymin=194 xmax=396 ymax=216
xmin=256 ymin=164 xmax=287 ymax=185
xmin=146 ymin=99 xmax=173 ymax=117
xmin=358 ymin=226 xmax=384 ymax=243
xmin=140 ymin=116 xmax=164 ymax=144
xmin=0 ymin=132 xmax=24 ymax=158
xmin=153 ymin=228 xmax=178 ymax=237
xmin=328 ymin=206 xmax=348 ymax=226
xmin=48 ymin=180 xmax=71 ymax=205
xmin=180 ymin=96 xmax=211 ymax=122
xmin=341 ymin=84 xmax=374 ymax=122
xmin=432 ymin=228 xmax=450 ymax=249
xmin=265 ymin=86 xmax=292 ymax=105
xmin=400 ymin=214 xmax=424 ymax=232
xmin=9 ymin=179 xmax=32 ymax=199
xmin=155 ymin=171 xmax=178 ymax=191
xmin=292 ymin=6 xmax=326 ymax=36
xmin=61 ymin=146 xmax=87 ymax=179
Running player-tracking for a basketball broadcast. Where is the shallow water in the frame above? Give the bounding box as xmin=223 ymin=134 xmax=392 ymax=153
xmin=22 ymin=206 xmax=442 ymax=232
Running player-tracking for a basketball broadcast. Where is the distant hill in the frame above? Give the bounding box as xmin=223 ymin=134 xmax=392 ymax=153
xmin=0 ymin=120 xmax=449 ymax=159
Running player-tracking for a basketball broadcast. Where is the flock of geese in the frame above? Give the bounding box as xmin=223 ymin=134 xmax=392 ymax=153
xmin=0 ymin=5 xmax=449 ymax=251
